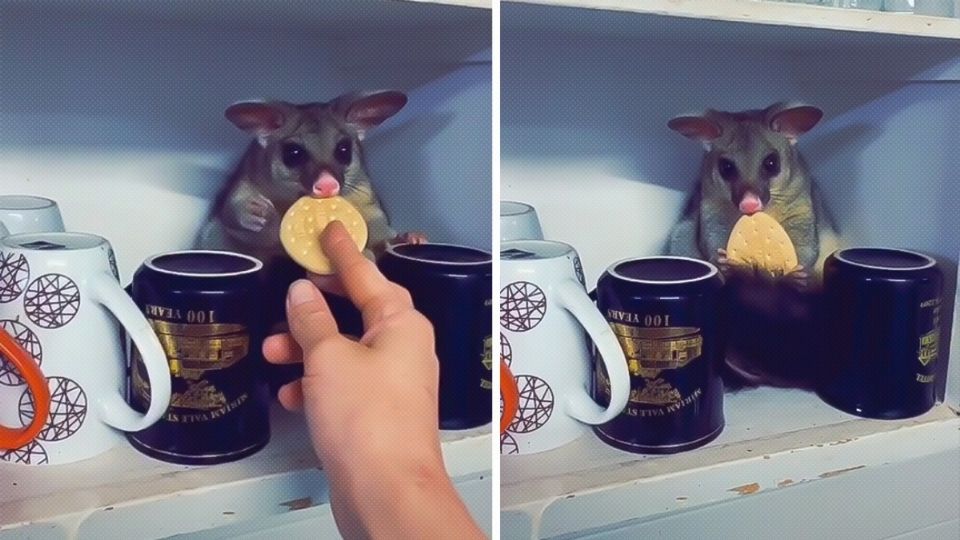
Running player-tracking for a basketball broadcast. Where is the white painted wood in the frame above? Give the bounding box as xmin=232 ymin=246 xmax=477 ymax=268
xmin=504 ymin=0 xmax=960 ymax=39
xmin=164 ymin=471 xmax=493 ymax=539
xmin=547 ymin=447 xmax=960 ymax=540
xmin=0 ymin=405 xmax=491 ymax=538
xmin=503 ymin=413 xmax=960 ymax=538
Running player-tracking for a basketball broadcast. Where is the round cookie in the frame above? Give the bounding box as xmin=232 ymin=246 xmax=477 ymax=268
xmin=280 ymin=196 xmax=368 ymax=275
xmin=726 ymin=212 xmax=798 ymax=276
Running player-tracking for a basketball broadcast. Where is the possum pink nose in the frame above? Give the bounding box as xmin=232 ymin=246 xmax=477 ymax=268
xmin=739 ymin=192 xmax=763 ymax=215
xmin=312 ymin=171 xmax=340 ymax=198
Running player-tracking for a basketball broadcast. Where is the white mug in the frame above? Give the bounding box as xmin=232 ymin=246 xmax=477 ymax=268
xmin=499 ymin=240 xmax=630 ymax=455
xmin=0 ymin=195 xmax=66 ymax=236
xmin=500 ymin=200 xmax=544 ymax=242
xmin=0 ymin=232 xmax=171 ymax=465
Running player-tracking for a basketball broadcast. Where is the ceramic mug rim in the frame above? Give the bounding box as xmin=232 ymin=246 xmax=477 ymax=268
xmin=385 ymin=242 xmax=491 ymax=266
xmin=501 ymin=239 xmax=576 ymax=261
xmin=1 ymin=231 xmax=108 ymax=251
xmin=606 ymin=256 xmax=718 ymax=285
xmin=500 ymin=200 xmax=537 ymax=217
xmin=833 ymin=246 xmax=936 ymax=272
xmin=144 ymin=250 xmax=264 ymax=278
xmin=0 ymin=195 xmax=58 ymax=211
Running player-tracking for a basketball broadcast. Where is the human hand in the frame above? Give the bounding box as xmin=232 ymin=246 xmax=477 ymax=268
xmin=262 ymin=221 xmax=484 ymax=539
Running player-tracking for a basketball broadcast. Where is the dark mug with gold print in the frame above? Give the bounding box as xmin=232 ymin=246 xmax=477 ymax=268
xmin=377 ymin=243 xmax=492 ymax=430
xmin=593 ymin=256 xmax=725 ymax=454
xmin=818 ymin=248 xmax=943 ymax=419
xmin=126 ymin=250 xmax=270 ymax=464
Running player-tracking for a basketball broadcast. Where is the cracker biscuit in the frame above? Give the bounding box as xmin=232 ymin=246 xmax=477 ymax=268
xmin=726 ymin=212 xmax=798 ymax=276
xmin=280 ymin=196 xmax=368 ymax=275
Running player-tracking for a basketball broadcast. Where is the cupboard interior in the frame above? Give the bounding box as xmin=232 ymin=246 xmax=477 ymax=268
xmin=0 ymin=0 xmax=492 ymax=537
xmin=500 ymin=0 xmax=960 ymax=515
xmin=0 ymin=0 xmax=493 ymax=281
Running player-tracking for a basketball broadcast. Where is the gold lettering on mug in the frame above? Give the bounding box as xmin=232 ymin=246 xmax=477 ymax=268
xmin=144 ymin=305 xmax=216 ymax=324
xmin=480 ymin=335 xmax=493 ymax=390
xmin=148 ymin=319 xmax=248 ymax=378
xmin=918 ymin=297 xmax=941 ymax=367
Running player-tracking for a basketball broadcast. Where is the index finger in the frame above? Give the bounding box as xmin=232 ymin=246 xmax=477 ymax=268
xmin=321 ymin=221 xmax=413 ymax=326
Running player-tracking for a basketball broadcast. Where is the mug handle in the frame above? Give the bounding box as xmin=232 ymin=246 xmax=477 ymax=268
xmin=556 ymin=279 xmax=630 ymax=425
xmin=500 ymin=360 xmax=519 ymax=435
xmin=89 ymin=273 xmax=172 ymax=432
xmin=0 ymin=329 xmax=50 ymax=449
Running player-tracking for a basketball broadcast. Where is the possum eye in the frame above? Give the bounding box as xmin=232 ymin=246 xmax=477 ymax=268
xmin=281 ymin=142 xmax=309 ymax=168
xmin=762 ymin=153 xmax=781 ymax=177
xmin=717 ymin=158 xmax=738 ymax=182
xmin=334 ymin=138 xmax=352 ymax=165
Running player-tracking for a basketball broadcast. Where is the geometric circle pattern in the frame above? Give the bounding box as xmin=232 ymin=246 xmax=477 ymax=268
xmin=24 ymin=274 xmax=80 ymax=329
xmin=0 ymin=252 xmax=30 ymax=303
xmin=500 ymin=432 xmax=519 ymax=455
xmin=508 ymin=374 xmax=554 ymax=434
xmin=0 ymin=440 xmax=48 ymax=465
xmin=573 ymin=256 xmax=585 ymax=286
xmin=500 ymin=332 xmax=512 ymax=368
xmin=0 ymin=318 xmax=43 ymax=387
xmin=19 ymin=376 xmax=87 ymax=442
xmin=108 ymin=248 xmax=120 ymax=280
xmin=500 ymin=281 xmax=546 ymax=332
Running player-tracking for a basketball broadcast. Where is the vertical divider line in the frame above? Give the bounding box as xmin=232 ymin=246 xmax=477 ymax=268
xmin=491 ymin=0 xmax=503 ymax=538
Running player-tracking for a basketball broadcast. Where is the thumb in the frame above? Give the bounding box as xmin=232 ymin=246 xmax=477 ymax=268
xmin=286 ymin=279 xmax=341 ymax=353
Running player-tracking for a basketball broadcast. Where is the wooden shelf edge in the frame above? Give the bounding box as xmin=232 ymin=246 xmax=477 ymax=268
xmin=506 ymin=0 xmax=960 ymax=40
xmin=0 ymin=406 xmax=491 ymax=530
xmin=502 ymin=403 xmax=959 ymax=509
xmin=402 ymin=0 xmax=492 ymax=9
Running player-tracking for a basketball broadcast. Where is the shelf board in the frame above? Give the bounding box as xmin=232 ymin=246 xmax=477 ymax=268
xmin=404 ymin=0 xmax=492 ymax=8
xmin=502 ymin=387 xmax=959 ymax=520
xmin=505 ymin=0 xmax=960 ymax=41
xmin=0 ymin=405 xmax=491 ymax=537
xmin=20 ymin=0 xmax=491 ymax=32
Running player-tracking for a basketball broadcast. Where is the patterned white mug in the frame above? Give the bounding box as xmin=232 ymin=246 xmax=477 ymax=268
xmin=499 ymin=240 xmax=630 ymax=455
xmin=0 ymin=195 xmax=66 ymax=236
xmin=0 ymin=232 xmax=171 ymax=465
xmin=500 ymin=201 xmax=544 ymax=242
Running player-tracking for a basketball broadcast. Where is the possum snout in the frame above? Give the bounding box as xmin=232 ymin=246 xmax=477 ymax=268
xmin=312 ymin=170 xmax=341 ymax=198
xmin=739 ymin=192 xmax=763 ymax=215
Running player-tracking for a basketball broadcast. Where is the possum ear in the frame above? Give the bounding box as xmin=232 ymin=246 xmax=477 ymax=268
xmin=225 ymin=102 xmax=287 ymax=145
xmin=767 ymin=104 xmax=823 ymax=145
xmin=334 ymin=90 xmax=407 ymax=140
xmin=668 ymin=115 xmax=722 ymax=149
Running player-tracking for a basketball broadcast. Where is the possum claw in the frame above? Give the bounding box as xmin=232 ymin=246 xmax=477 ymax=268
xmin=239 ymin=214 xmax=268 ymax=232
xmin=715 ymin=248 xmax=732 ymax=275
xmin=394 ymin=231 xmax=428 ymax=245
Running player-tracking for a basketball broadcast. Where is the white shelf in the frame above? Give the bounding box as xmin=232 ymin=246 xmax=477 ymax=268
xmin=506 ymin=0 xmax=960 ymax=40
xmin=0 ymin=405 xmax=491 ymax=539
xmin=501 ymin=388 xmax=960 ymax=537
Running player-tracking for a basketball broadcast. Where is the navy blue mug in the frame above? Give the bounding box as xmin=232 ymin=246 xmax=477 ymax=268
xmin=126 ymin=251 xmax=271 ymax=464
xmin=593 ymin=256 xmax=725 ymax=454
xmin=818 ymin=248 xmax=943 ymax=419
xmin=377 ymin=243 xmax=492 ymax=430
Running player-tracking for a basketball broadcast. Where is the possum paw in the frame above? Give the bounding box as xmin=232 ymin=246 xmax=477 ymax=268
xmin=716 ymin=248 xmax=732 ymax=276
xmin=394 ymin=231 xmax=428 ymax=245
xmin=239 ymin=194 xmax=277 ymax=232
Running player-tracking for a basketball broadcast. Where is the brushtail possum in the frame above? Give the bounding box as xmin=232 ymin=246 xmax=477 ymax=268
xmin=197 ymin=90 xmax=426 ymax=268
xmin=667 ymin=103 xmax=842 ymax=389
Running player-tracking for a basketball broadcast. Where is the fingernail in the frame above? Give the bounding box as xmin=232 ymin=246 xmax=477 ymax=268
xmin=288 ymin=279 xmax=320 ymax=307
